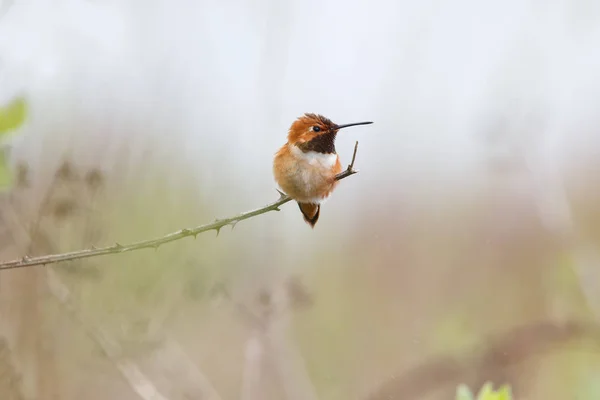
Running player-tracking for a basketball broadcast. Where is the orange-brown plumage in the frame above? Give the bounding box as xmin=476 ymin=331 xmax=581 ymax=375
xmin=273 ymin=113 xmax=372 ymax=227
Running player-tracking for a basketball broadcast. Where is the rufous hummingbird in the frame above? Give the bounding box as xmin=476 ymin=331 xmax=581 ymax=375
xmin=273 ymin=113 xmax=373 ymax=227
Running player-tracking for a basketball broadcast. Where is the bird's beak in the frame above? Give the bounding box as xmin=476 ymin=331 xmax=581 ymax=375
xmin=335 ymin=121 xmax=374 ymax=130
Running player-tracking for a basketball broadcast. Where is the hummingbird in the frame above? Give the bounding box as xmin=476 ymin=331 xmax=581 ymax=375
xmin=273 ymin=113 xmax=373 ymax=227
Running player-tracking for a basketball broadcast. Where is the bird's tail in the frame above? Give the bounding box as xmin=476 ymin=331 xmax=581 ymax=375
xmin=297 ymin=202 xmax=320 ymax=228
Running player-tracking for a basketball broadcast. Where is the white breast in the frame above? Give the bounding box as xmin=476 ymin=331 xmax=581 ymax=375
xmin=290 ymin=145 xmax=337 ymax=169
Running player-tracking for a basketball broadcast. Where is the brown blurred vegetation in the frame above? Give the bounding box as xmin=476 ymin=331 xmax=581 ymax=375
xmin=1 ymin=155 xmax=600 ymax=400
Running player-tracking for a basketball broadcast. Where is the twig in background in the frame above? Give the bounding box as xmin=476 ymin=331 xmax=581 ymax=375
xmin=240 ymin=335 xmax=264 ymax=400
xmin=45 ymin=269 xmax=171 ymax=400
xmin=0 ymin=141 xmax=361 ymax=271
xmin=364 ymin=320 xmax=600 ymax=400
xmin=47 ymin=269 xmax=224 ymax=400
xmin=236 ymin=280 xmax=319 ymax=400
xmin=266 ymin=285 xmax=319 ymax=400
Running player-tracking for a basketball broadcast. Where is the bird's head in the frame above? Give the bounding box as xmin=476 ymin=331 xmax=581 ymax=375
xmin=287 ymin=113 xmax=372 ymax=154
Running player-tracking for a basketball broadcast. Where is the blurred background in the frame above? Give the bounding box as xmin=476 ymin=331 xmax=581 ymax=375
xmin=1 ymin=0 xmax=600 ymax=399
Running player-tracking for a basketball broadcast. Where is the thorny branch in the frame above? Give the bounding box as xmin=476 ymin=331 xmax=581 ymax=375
xmin=0 ymin=141 xmax=361 ymax=271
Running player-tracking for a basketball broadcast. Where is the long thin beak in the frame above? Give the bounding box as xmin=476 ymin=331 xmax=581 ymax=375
xmin=335 ymin=121 xmax=374 ymax=130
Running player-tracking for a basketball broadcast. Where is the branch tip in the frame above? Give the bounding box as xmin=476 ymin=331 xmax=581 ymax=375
xmin=349 ymin=141 xmax=359 ymax=170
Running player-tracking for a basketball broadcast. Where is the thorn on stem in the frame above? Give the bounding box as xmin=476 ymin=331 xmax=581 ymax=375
xmin=276 ymin=189 xmax=289 ymax=201
xmin=181 ymin=228 xmax=192 ymax=235
xmin=215 ymin=227 xmax=221 ymax=237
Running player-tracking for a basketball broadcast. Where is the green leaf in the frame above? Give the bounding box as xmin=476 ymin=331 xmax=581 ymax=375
xmin=494 ymin=385 xmax=512 ymax=400
xmin=477 ymin=382 xmax=495 ymax=399
xmin=457 ymin=383 xmax=512 ymax=400
xmin=0 ymin=150 xmax=12 ymax=190
xmin=476 ymin=382 xmax=512 ymax=400
xmin=0 ymin=97 xmax=27 ymax=136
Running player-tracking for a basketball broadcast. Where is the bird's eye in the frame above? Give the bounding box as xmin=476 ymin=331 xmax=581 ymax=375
xmin=313 ymin=126 xmax=321 ymax=132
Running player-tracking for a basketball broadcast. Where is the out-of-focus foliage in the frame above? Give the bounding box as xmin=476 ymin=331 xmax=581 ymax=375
xmin=0 ymin=97 xmax=27 ymax=136
xmin=0 ymin=152 xmax=11 ymax=190
xmin=456 ymin=382 xmax=512 ymax=400
xmin=0 ymin=97 xmax=28 ymax=189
